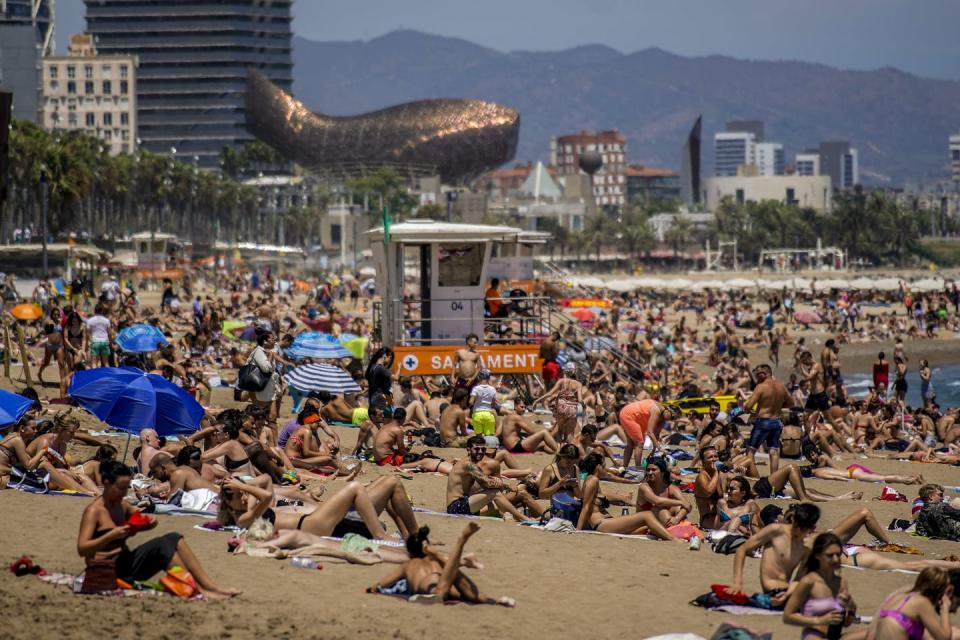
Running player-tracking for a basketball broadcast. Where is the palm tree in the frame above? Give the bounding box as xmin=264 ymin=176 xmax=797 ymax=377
xmin=664 ymin=215 xmax=694 ymax=260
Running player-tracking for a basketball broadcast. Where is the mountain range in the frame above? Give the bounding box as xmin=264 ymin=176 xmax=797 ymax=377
xmin=291 ymin=30 xmax=960 ymax=186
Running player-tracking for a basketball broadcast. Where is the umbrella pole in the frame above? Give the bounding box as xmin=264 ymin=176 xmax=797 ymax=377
xmin=121 ymin=433 xmax=133 ymax=465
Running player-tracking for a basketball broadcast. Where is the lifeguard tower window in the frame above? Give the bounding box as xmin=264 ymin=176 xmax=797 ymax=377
xmin=140 ymin=242 xmax=148 ymax=253
xmin=437 ymin=243 xmax=483 ymax=287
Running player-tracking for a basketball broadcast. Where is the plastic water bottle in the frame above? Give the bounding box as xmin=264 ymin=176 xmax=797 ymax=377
xmin=72 ymin=575 xmax=84 ymax=593
xmin=689 ymin=535 xmax=702 ymax=551
xmin=290 ymin=556 xmax=318 ymax=570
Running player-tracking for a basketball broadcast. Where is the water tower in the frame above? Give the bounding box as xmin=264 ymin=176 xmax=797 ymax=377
xmin=578 ymin=150 xmax=603 ymax=177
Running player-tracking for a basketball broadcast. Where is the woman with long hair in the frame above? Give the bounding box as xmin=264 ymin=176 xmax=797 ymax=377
xmin=365 ymin=347 xmax=395 ymax=407
xmin=782 ymin=532 xmax=857 ymax=639
xmin=866 ymin=567 xmax=957 ymax=640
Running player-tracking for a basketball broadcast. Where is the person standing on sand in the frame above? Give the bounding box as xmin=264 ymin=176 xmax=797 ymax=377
xmin=873 ymin=352 xmax=890 ymax=400
xmin=452 ymin=333 xmax=482 ymax=394
xmin=743 ymin=364 xmax=792 ymax=474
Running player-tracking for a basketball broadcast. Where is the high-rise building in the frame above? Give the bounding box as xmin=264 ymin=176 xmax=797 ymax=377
xmin=755 ymin=142 xmax=784 ymax=176
xmin=949 ymin=133 xmax=959 ymax=184
xmin=551 ymin=129 xmax=626 ymax=206
xmin=41 ymin=34 xmax=138 ymax=155
xmin=714 ymin=131 xmax=756 ymax=177
xmin=795 ymin=151 xmax=821 ymax=177
xmin=84 ymin=0 xmax=293 ymax=167
xmin=680 ymin=115 xmax=702 ymax=206
xmin=817 ymin=141 xmax=858 ymax=189
xmin=0 ymin=0 xmax=55 ymax=123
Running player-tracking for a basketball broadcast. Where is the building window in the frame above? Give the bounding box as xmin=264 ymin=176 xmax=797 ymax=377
xmin=101 ymin=64 xmax=112 ymax=76
xmin=735 ymin=189 xmax=745 ymax=205
xmin=49 ymin=66 xmax=58 ymax=79
xmin=85 ymin=81 xmax=94 ymax=94
xmin=120 ymin=80 xmax=128 ymax=95
xmin=104 ymin=130 xmax=112 ymax=141
xmin=121 ymin=129 xmax=129 ymax=141
xmin=120 ymin=65 xmax=129 ymax=78
xmin=786 ymin=188 xmax=797 ymax=205
xmin=330 ymin=224 xmax=342 ymax=245
xmin=67 ymin=81 xmax=76 ymax=94
xmin=84 ymin=65 xmax=93 ymax=79
xmin=120 ymin=112 xmax=129 ymax=125
xmin=68 ymin=113 xmax=77 ymax=127
xmin=85 ymin=113 xmax=95 ymax=127
xmin=49 ymin=80 xmax=59 ymax=92
xmin=103 ymin=113 xmax=113 ymax=126
xmin=103 ymin=80 xmax=112 ymax=95
xmin=67 ymin=66 xmax=76 ymax=79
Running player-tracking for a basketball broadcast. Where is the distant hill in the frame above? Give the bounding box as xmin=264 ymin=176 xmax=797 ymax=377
xmin=291 ymin=30 xmax=960 ymax=185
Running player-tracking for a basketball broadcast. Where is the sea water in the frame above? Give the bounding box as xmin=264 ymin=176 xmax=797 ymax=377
xmin=844 ymin=364 xmax=960 ymax=408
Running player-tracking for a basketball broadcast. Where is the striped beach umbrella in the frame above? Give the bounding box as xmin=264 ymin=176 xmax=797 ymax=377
xmin=285 ymin=332 xmax=352 ymax=361
xmin=284 ymin=363 xmax=361 ymax=395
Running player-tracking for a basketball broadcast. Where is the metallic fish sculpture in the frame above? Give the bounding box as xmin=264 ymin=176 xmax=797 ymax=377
xmin=245 ymin=70 xmax=519 ymax=183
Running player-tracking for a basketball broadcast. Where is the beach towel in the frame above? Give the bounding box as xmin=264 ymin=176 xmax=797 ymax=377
xmin=710 ymin=623 xmax=774 ymax=639
xmin=369 ymin=580 xmax=515 ymax=607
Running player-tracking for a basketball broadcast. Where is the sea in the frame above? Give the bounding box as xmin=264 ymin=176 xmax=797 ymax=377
xmin=844 ymin=364 xmax=960 ymax=409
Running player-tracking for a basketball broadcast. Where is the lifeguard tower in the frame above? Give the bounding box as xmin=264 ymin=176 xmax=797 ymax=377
xmin=131 ymin=232 xmax=189 ymax=280
xmin=368 ymin=220 xmax=535 ymax=346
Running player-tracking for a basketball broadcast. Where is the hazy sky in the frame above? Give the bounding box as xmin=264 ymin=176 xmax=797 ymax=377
xmin=56 ymin=0 xmax=960 ymax=80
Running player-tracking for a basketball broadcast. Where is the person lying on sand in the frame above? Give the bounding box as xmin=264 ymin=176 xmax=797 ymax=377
xmin=77 ymin=460 xmax=240 ymax=599
xmin=366 ymin=523 xmax=515 ymax=607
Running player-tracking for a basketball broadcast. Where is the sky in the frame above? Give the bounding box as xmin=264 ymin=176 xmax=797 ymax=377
xmin=56 ymin=0 xmax=960 ymax=80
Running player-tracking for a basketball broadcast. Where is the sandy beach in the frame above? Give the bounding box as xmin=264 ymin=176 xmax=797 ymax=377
xmin=2 ymin=377 xmax=960 ymax=639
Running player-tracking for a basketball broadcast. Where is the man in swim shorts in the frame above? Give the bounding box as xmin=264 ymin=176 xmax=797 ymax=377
xmin=743 ymin=364 xmax=793 ymax=474
xmin=445 ymin=435 xmax=514 ymax=516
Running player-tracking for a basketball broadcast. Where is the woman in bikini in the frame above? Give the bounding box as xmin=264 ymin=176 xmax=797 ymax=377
xmin=537 ymin=444 xmax=582 ymax=502
xmin=367 ymin=523 xmax=514 ymax=606
xmin=78 ymin=460 xmax=240 ymax=599
xmin=77 ymin=445 xmax=119 ymax=488
xmin=63 ymin=310 xmax=87 ymax=372
xmin=782 ymin=532 xmax=857 ymax=639
xmin=715 ymin=476 xmax=760 ymax=537
xmin=532 ymin=363 xmax=584 ymax=443
xmin=803 ymin=441 xmax=923 ymax=485
xmin=35 ymin=309 xmax=66 ymax=388
xmin=25 ymin=412 xmax=99 ymax=494
xmin=634 ymin=456 xmax=691 ymax=527
xmin=577 ymin=453 xmax=682 ymax=541
xmin=694 ymin=445 xmax=726 ymax=529
xmin=282 ymin=415 xmax=354 ymax=476
xmin=201 ymin=421 xmax=258 ymax=479
xmin=0 ymin=419 xmax=45 ymax=488
xmin=865 ymin=567 xmax=957 ymax=640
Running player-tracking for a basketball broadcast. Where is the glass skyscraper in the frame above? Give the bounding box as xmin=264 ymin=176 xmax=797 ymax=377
xmin=0 ymin=0 xmax=55 ymax=122
xmin=84 ymin=0 xmax=293 ymax=167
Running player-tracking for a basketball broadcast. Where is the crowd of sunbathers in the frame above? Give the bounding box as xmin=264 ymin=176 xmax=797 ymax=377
xmin=2 ymin=270 xmax=960 ymax=630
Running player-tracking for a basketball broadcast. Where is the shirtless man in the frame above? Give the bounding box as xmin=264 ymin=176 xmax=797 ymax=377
xmin=478 ymin=445 xmax=543 ymax=519
xmin=452 ymin=334 xmax=482 ymax=393
xmin=372 ymin=408 xmax=407 ymax=466
xmin=799 ymin=350 xmax=829 ymax=423
xmin=319 ymin=392 xmax=357 ymax=424
xmin=439 ymin=389 xmax=471 ymax=447
xmin=351 ymin=405 xmax=386 ymax=457
xmin=445 ymin=435 xmax=520 ymax=518
xmin=138 ymin=428 xmax=163 ymax=472
xmin=743 ymin=364 xmax=793 ymax=473
xmin=821 ymin=339 xmax=841 ymax=390
xmin=424 ymin=390 xmax=447 ymax=426
xmin=148 ymin=452 xmax=219 ymax=496
xmin=499 ymin=398 xmax=558 ymax=454
xmin=732 ymin=502 xmax=893 ymax=605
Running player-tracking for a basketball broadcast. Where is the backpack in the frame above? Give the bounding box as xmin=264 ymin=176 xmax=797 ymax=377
xmin=549 ymin=491 xmax=582 ymax=525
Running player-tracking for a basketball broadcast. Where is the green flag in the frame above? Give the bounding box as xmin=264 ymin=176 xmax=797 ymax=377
xmin=382 ymin=206 xmax=391 ymax=245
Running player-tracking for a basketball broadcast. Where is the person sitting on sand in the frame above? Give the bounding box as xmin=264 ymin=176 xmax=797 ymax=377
xmin=148 ymin=452 xmax=221 ymax=496
xmin=0 ymin=419 xmax=45 ymax=489
xmin=438 ymin=388 xmax=471 ymax=447
xmin=351 ymin=404 xmax=387 ymax=457
xmin=366 ymin=523 xmax=515 ymax=607
xmin=731 ymin=502 xmax=892 ymax=606
xmin=26 ymin=412 xmax=99 ymax=495
xmin=445 ymin=435 xmax=522 ymax=517
xmin=76 ymin=445 xmax=119 ymax=488
xmin=284 ymin=406 xmax=352 ymax=474
xmin=715 ymin=476 xmax=761 ymax=537
xmin=577 ymin=453 xmax=682 ymax=541
xmin=634 ymin=455 xmax=692 ymax=528
xmin=782 ymin=532 xmax=857 ymax=639
xmin=77 ymin=460 xmax=240 ymax=598
xmin=372 ymin=407 xmax=407 ymax=466
xmin=498 ymin=397 xmax=558 ymax=454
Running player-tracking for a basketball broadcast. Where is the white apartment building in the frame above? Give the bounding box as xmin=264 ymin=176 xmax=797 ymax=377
xmin=714 ymin=131 xmax=756 ymax=177
xmin=754 ymin=142 xmax=784 ymax=176
xmin=950 ymin=133 xmax=960 ymax=183
xmin=41 ymin=34 xmax=138 ymax=155
xmin=795 ymin=152 xmax=821 ymax=177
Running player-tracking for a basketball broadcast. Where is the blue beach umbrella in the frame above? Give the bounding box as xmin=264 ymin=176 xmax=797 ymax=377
xmin=68 ymin=367 xmax=203 ymax=436
xmin=116 ymin=323 xmax=168 ymax=353
xmin=285 ymin=332 xmax=352 ymax=360
xmin=0 ymin=389 xmax=34 ymax=428
xmin=284 ymin=363 xmax=361 ymax=394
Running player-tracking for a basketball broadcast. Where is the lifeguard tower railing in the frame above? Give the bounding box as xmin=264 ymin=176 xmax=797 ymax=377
xmin=371 ymin=295 xmax=646 ymax=381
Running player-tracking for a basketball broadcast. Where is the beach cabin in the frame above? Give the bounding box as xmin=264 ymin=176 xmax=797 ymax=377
xmin=131 ymin=232 xmax=190 ymax=280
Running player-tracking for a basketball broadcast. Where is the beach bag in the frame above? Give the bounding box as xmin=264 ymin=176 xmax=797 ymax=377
xmin=549 ymin=492 xmax=582 ymax=524
xmin=160 ymin=566 xmax=198 ymax=599
xmin=711 ymin=534 xmax=748 ymax=555
xmin=237 ymin=362 xmax=270 ymax=392
xmin=10 ymin=466 xmax=49 ymax=492
xmin=80 ymin=558 xmax=118 ymax=594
